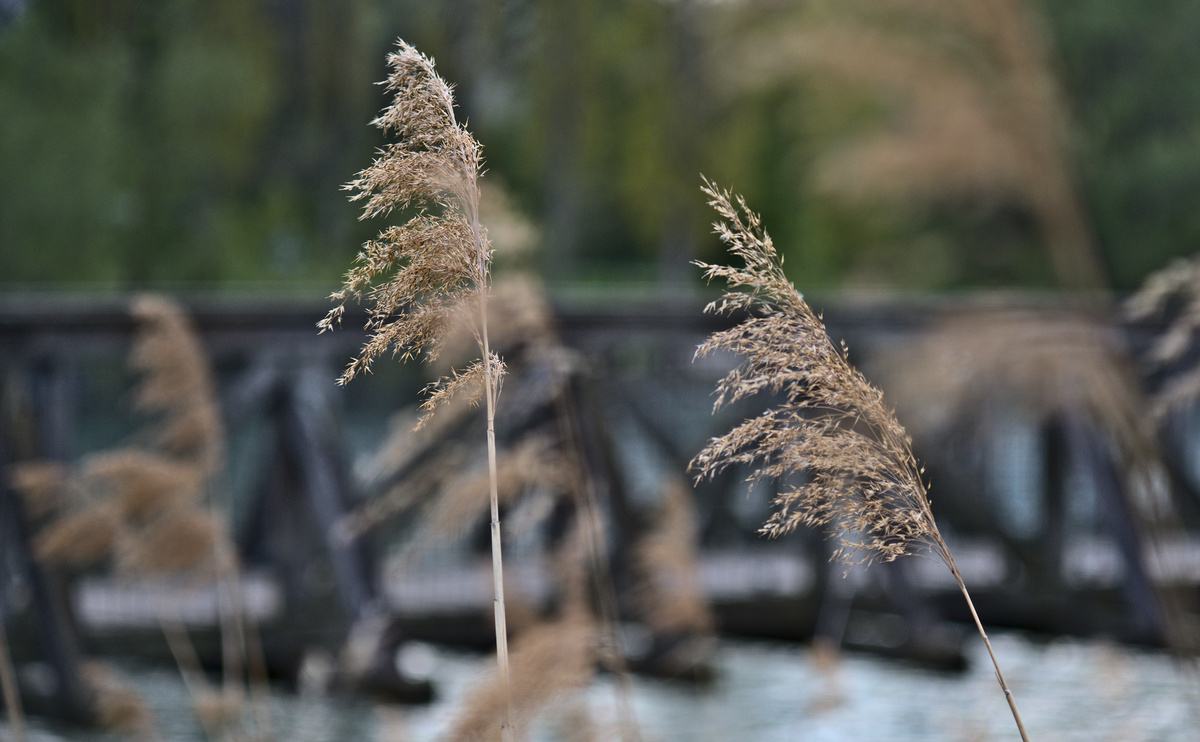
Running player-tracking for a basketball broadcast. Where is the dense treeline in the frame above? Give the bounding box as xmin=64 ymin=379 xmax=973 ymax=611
xmin=0 ymin=0 xmax=1197 ymax=291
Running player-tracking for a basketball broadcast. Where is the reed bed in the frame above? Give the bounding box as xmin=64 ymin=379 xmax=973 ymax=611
xmin=14 ymin=294 xmax=262 ymax=740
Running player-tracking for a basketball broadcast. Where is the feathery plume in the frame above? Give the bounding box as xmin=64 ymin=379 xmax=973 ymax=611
xmin=633 ymin=478 xmax=714 ymax=636
xmin=692 ymin=179 xmax=943 ymax=565
xmin=35 ymin=501 xmax=124 ymax=568
xmin=442 ymin=613 xmax=594 ymax=742
xmin=82 ymin=450 xmax=205 ymax=523
xmin=728 ymin=0 xmax=1106 ymax=291
xmin=1126 ymin=253 xmax=1200 ymax=419
xmin=692 ymin=179 xmax=1030 ymax=740
xmin=320 ymin=39 xmax=515 ymax=739
xmin=129 ymin=295 xmax=224 ymax=474
xmin=318 ymin=40 xmax=503 ymax=411
xmin=81 ymin=661 xmax=156 ymax=737
xmin=9 ymin=461 xmax=71 ymax=518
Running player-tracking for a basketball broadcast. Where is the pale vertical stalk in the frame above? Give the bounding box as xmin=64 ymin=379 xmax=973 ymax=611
xmin=326 ymin=40 xmax=514 ymax=740
xmin=160 ymin=614 xmax=223 ymax=742
xmin=0 ymin=608 xmax=26 ymax=742
xmin=472 ymin=199 xmax=514 ymax=742
xmin=945 ymin=554 xmax=1030 ymax=742
xmin=241 ymin=607 xmax=272 ymax=742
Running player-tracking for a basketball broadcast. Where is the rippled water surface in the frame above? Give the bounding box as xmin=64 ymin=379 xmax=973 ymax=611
xmin=11 ymin=633 xmax=1199 ymax=741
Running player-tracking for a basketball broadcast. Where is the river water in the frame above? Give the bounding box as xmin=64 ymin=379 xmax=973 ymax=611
xmin=9 ymin=632 xmax=1199 ymax=741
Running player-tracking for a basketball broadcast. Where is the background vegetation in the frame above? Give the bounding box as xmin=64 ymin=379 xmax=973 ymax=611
xmin=1 ymin=0 xmax=1197 ymax=292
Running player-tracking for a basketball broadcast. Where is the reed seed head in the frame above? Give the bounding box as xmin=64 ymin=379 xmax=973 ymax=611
xmin=319 ymin=40 xmax=504 ymax=422
xmin=634 ymin=478 xmax=715 ymax=635
xmin=82 ymin=450 xmax=205 ymax=523
xmin=692 ymin=179 xmax=946 ymax=566
xmin=1126 ymin=253 xmax=1200 ymax=419
xmin=444 ymin=613 xmax=595 ymax=742
xmin=34 ymin=501 xmax=123 ymax=568
xmin=129 ymin=295 xmax=224 ymax=473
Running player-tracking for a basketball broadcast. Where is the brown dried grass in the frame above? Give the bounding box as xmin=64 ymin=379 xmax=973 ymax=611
xmin=129 ymin=294 xmax=224 ymax=473
xmin=1126 ymin=253 xmax=1200 ymax=419
xmin=321 ymin=39 xmax=515 ymax=739
xmin=34 ymin=501 xmax=123 ymax=568
xmin=395 ymin=436 xmax=570 ymax=565
xmin=692 ymin=180 xmax=946 ymax=565
xmin=442 ymin=612 xmax=594 ymax=742
xmin=9 ymin=461 xmax=70 ymax=518
xmin=633 ymin=478 xmax=714 ymax=635
xmin=116 ymin=509 xmax=228 ymax=577
xmin=318 ymin=40 xmax=503 ymax=406
xmin=880 ymin=310 xmax=1145 ymax=442
xmin=726 ymin=0 xmax=1106 ymax=291
xmin=692 ymin=180 xmax=1029 ymax=740
xmin=82 ymin=660 xmax=156 ymax=736
xmin=82 ymin=450 xmax=205 ymax=523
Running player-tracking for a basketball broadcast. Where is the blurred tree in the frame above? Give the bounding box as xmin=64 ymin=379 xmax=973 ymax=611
xmin=0 ymin=0 xmax=1197 ymax=292
xmin=0 ymin=0 xmax=391 ymax=286
xmin=1044 ymin=0 xmax=1200 ymax=290
xmin=710 ymin=0 xmax=1111 ymax=292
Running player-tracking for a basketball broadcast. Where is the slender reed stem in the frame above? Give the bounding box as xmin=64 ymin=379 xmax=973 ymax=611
xmin=0 ymin=607 xmax=26 ymax=742
xmin=160 ymin=614 xmax=223 ymax=742
xmin=474 ymin=207 xmax=514 ymax=742
xmin=241 ymin=609 xmax=273 ymax=742
xmin=946 ymin=557 xmax=1030 ymax=742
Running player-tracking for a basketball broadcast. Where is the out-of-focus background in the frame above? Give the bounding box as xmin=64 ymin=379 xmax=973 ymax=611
xmin=3 ymin=0 xmax=1199 ymax=292
xmin=4 ymin=1 xmax=1200 ymax=740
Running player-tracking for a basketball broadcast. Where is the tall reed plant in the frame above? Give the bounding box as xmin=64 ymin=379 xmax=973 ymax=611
xmin=319 ymin=40 xmax=514 ymax=741
xmin=692 ymin=179 xmax=1030 ymax=741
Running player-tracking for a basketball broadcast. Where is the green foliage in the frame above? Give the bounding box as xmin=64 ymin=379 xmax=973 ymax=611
xmin=0 ymin=0 xmax=387 ymax=286
xmin=1 ymin=0 xmax=1198 ymax=291
xmin=1045 ymin=0 xmax=1200 ymax=289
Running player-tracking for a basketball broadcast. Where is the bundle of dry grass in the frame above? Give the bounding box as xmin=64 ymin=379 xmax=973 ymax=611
xmin=320 ymin=39 xmax=516 ymax=739
xmin=880 ymin=310 xmax=1147 ymax=448
xmin=34 ymin=500 xmax=124 ymax=568
xmin=24 ymin=294 xmax=258 ymax=739
xmin=1126 ymin=253 xmax=1200 ymax=420
xmin=80 ymin=661 xmax=156 ymax=737
xmin=728 ymin=0 xmax=1106 ymax=291
xmin=9 ymin=461 xmax=70 ymax=518
xmin=83 ymin=450 xmax=205 ymax=523
xmin=410 ymin=437 xmax=570 ymax=557
xmin=442 ymin=611 xmax=595 ymax=742
xmin=692 ymin=180 xmax=1029 ymax=740
xmin=129 ymin=295 xmax=224 ymax=474
xmin=878 ymin=308 xmax=1200 ymax=655
xmin=692 ymin=181 xmax=944 ymax=565
xmin=318 ymin=40 xmax=505 ymax=408
xmin=116 ymin=509 xmax=230 ymax=576
xmin=633 ymin=478 xmax=714 ymax=638
xmin=33 ymin=296 xmax=226 ymax=576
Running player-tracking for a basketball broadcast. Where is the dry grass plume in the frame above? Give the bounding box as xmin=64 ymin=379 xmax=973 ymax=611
xmin=633 ymin=478 xmax=714 ymax=637
xmin=1127 ymin=253 xmax=1200 ymax=420
xmin=692 ymin=180 xmax=1030 ymax=740
xmin=728 ymin=0 xmax=1106 ymax=291
xmin=692 ymin=180 xmax=945 ymax=566
xmin=319 ymin=39 xmax=516 ymax=739
xmin=442 ymin=612 xmax=594 ymax=742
